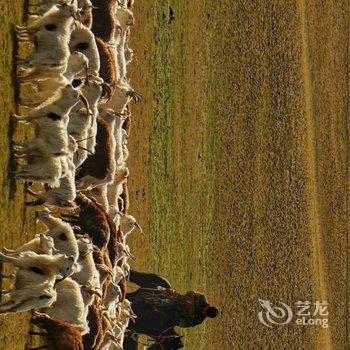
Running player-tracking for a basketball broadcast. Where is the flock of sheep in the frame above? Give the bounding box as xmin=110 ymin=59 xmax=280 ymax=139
xmin=1 ymin=0 xmax=144 ymax=349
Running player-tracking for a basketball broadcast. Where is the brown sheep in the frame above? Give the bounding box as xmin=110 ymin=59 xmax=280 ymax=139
xmin=75 ymin=117 xmax=114 ymax=188
xmin=96 ymin=36 xmax=119 ymax=87
xmin=29 ymin=314 xmax=84 ymax=350
xmin=91 ymin=0 xmax=118 ymax=43
xmin=68 ymin=194 xmax=111 ymax=250
xmin=119 ymin=180 xmax=130 ymax=214
xmin=92 ymin=245 xmax=114 ymax=286
xmin=83 ymin=301 xmax=102 ymax=350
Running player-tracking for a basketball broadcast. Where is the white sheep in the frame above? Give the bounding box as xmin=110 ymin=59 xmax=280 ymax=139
xmin=112 ymin=7 xmax=135 ymax=80
xmin=103 ymin=281 xmax=122 ymax=314
xmin=100 ymin=79 xmax=141 ymax=115
xmin=2 ymin=234 xmax=56 ymax=256
xmin=14 ymin=154 xmax=66 ymax=186
xmin=0 ymin=281 xmax=57 ymax=315
xmin=72 ymin=238 xmax=100 ymax=306
xmin=0 ymin=252 xmax=76 ymax=290
xmin=42 ymin=277 xmax=89 ymax=334
xmin=14 ymin=85 xmax=89 ymax=157
xmin=69 ymin=20 xmax=100 ymax=76
xmin=119 ymin=213 xmax=143 ymax=240
xmin=107 ymin=165 xmax=129 ymax=208
xmin=20 ymin=51 xmax=89 ymax=107
xmin=17 ymin=2 xmax=78 ymax=75
xmin=36 ymin=210 xmax=79 ymax=261
xmin=26 ymin=153 xmax=77 ymax=208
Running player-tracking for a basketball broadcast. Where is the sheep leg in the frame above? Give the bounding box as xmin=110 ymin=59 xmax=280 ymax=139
xmin=25 ymin=199 xmax=45 ymax=207
xmin=0 ymin=300 xmax=15 ymax=309
xmin=0 ymin=272 xmax=15 ymax=279
xmin=29 ymin=331 xmax=47 ymax=337
xmin=0 ymin=252 xmax=18 ymax=264
xmin=25 ymin=187 xmax=38 ymax=197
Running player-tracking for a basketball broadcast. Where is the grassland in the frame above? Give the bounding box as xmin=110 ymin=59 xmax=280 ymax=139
xmin=0 ymin=0 xmax=38 ymax=349
xmin=127 ymin=1 xmax=350 ymax=349
xmin=0 ymin=0 xmax=349 ymax=349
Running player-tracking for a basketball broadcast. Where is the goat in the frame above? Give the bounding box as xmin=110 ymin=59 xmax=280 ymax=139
xmin=73 ymin=237 xmax=101 ymax=309
xmin=0 ymin=282 xmax=57 ymax=315
xmin=14 ymin=153 xmax=66 ymax=186
xmin=16 ymin=2 xmax=78 ymax=75
xmin=100 ymin=79 xmax=141 ymax=115
xmin=2 ymin=234 xmax=55 ymax=256
xmin=14 ymin=85 xmax=89 ymax=157
xmin=36 ymin=210 xmax=79 ymax=261
xmin=119 ymin=213 xmax=143 ymax=241
xmin=20 ymin=51 xmax=89 ymax=107
xmin=113 ymin=7 xmax=135 ymax=80
xmin=75 ymin=117 xmax=115 ymax=190
xmin=69 ymin=20 xmax=100 ymax=76
xmin=96 ymin=36 xmax=119 ymax=86
xmin=62 ymin=194 xmax=111 ymax=250
xmin=42 ymin=277 xmax=89 ymax=334
xmin=0 ymin=252 xmax=75 ymax=289
xmin=107 ymin=165 xmax=129 ymax=208
xmin=25 ymin=149 xmax=77 ymax=208
xmin=83 ymin=301 xmax=102 ymax=350
xmin=91 ymin=0 xmax=119 ymax=43
xmin=30 ymin=313 xmax=84 ymax=350
xmin=78 ymin=0 xmax=95 ymax=28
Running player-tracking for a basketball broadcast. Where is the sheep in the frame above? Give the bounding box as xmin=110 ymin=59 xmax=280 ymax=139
xmin=14 ymin=153 xmax=66 ymax=186
xmin=16 ymin=2 xmax=78 ymax=35
xmin=42 ymin=277 xmax=89 ymax=334
xmin=36 ymin=210 xmax=79 ymax=261
xmin=0 ymin=252 xmax=76 ymax=289
xmin=92 ymin=246 xmax=114 ymax=286
xmin=69 ymin=75 xmax=111 ymax=166
xmin=112 ymin=7 xmax=135 ymax=80
xmin=91 ymin=0 xmax=119 ymax=43
xmin=16 ymin=2 xmax=78 ymax=75
xmin=107 ymin=165 xmax=129 ymax=208
xmin=30 ymin=313 xmax=84 ymax=350
xmin=25 ymin=159 xmax=76 ymax=209
xmin=26 ymin=0 xmax=78 ymax=16
xmin=119 ymin=213 xmax=143 ymax=241
xmin=119 ymin=179 xmax=130 ymax=213
xmin=69 ymin=20 xmax=100 ymax=76
xmin=83 ymin=301 xmax=102 ymax=350
xmin=2 ymin=233 xmax=56 ymax=256
xmin=75 ymin=117 xmax=115 ymax=190
xmin=96 ymin=36 xmax=119 ymax=87
xmin=72 ymin=237 xmax=100 ymax=308
xmin=0 ymin=282 xmax=57 ymax=315
xmin=100 ymin=79 xmax=141 ymax=115
xmin=94 ymin=311 xmax=119 ymax=350
xmin=106 ymin=213 xmax=125 ymax=267
xmin=62 ymin=194 xmax=111 ymax=250
xmin=20 ymin=51 xmax=89 ymax=107
xmin=14 ymin=84 xmax=89 ymax=157
xmin=78 ymin=0 xmax=96 ymax=29
xmin=83 ymin=186 xmax=109 ymax=211
xmin=102 ymin=279 xmax=122 ymax=314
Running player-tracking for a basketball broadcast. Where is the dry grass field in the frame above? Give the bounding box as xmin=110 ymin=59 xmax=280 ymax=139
xmin=0 ymin=0 xmax=349 ymax=349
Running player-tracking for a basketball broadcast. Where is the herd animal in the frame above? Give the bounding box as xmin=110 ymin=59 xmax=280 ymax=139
xmin=0 ymin=0 xmax=145 ymax=349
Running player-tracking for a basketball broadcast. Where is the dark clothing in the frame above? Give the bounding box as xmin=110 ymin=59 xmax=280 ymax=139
xmin=127 ymin=288 xmax=210 ymax=334
xmin=125 ymin=271 xmax=211 ymax=350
